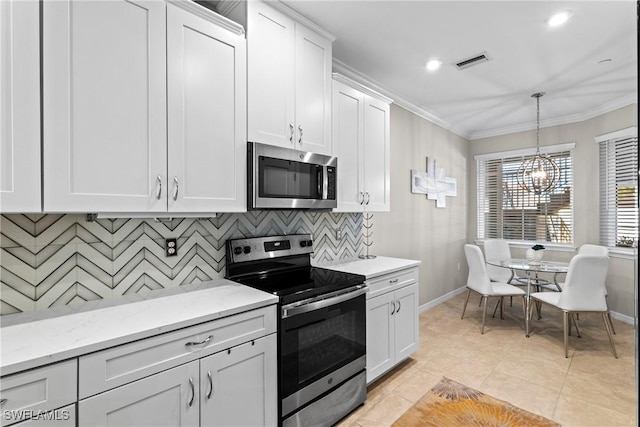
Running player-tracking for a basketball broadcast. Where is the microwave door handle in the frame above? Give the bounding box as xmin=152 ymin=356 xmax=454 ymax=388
xmin=322 ymin=166 xmax=329 ymax=200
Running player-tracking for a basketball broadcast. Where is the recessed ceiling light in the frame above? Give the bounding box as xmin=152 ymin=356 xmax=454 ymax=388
xmin=425 ymin=59 xmax=442 ymax=72
xmin=547 ymin=11 xmax=571 ymax=27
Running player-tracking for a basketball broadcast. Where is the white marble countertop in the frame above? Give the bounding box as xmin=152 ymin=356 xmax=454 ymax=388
xmin=320 ymin=256 xmax=421 ymax=279
xmin=0 ymin=280 xmax=277 ymax=376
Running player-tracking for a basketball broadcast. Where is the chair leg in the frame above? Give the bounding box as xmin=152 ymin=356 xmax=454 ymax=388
xmin=481 ymin=296 xmax=488 ymax=334
xmin=570 ymin=313 xmax=581 ymax=337
xmin=492 ymin=298 xmax=500 ymax=318
xmin=521 ymin=296 xmax=526 ymax=330
xmin=563 ymin=311 xmax=569 ymax=358
xmin=607 ymin=312 xmax=616 ymax=334
xmin=461 ymin=289 xmax=471 ymax=319
xmin=500 ymin=297 xmax=504 ymax=319
xmin=603 ymin=312 xmax=618 ymax=358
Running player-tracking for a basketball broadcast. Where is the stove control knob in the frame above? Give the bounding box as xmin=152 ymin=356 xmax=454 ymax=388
xmin=300 ymin=240 xmax=307 ymax=247
xmin=233 ymin=247 xmax=242 ymax=255
xmin=307 ymin=240 xmax=313 ymax=246
xmin=243 ymin=246 xmax=251 ymax=254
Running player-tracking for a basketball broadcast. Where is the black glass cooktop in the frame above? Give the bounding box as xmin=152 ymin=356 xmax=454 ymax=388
xmin=230 ymin=266 xmax=365 ymax=305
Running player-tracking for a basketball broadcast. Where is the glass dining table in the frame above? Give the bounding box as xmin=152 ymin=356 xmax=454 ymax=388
xmin=486 ymin=258 xmax=569 ymax=337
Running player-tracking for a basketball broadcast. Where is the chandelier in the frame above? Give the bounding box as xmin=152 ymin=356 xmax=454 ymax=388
xmin=517 ymin=92 xmax=560 ymax=195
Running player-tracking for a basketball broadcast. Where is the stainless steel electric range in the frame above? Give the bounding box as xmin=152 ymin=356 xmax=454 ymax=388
xmin=225 ymin=234 xmax=367 ymax=427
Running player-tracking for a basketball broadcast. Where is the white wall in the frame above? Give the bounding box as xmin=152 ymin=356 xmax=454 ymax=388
xmin=371 ymin=105 xmax=469 ymax=307
xmin=468 ymin=104 xmax=638 ymax=318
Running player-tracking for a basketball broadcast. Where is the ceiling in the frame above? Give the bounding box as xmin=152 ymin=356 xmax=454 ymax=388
xmin=277 ymin=0 xmax=638 ymax=140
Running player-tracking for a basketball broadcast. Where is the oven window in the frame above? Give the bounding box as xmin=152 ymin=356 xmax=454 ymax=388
xmin=259 ymin=156 xmax=322 ymax=199
xmin=280 ymin=294 xmax=366 ymax=398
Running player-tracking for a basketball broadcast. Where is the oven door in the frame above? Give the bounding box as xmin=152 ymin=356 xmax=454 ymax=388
xmin=280 ymin=286 xmax=366 ymax=418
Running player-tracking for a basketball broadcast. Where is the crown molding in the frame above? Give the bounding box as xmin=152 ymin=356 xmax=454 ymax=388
xmin=332 ymin=73 xmax=392 ymax=104
xmin=468 ymin=94 xmax=638 ymax=140
xmin=332 ymin=59 xmax=466 ymax=137
xmin=268 ymin=1 xmax=336 ymax=41
xmin=168 ymin=0 xmax=245 ymax=35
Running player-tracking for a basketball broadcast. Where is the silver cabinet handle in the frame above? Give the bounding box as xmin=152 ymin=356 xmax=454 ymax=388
xmin=366 ymin=192 xmax=371 ymax=205
xmin=0 ymin=399 xmax=7 ymax=407
xmin=172 ymin=176 xmax=179 ymax=201
xmin=206 ymin=371 xmax=213 ymax=399
xmin=390 ymin=300 xmax=396 ymax=315
xmin=359 ymin=192 xmax=365 ymax=205
xmin=298 ymin=125 xmax=303 ymax=144
xmin=396 ymin=299 xmax=401 ymax=313
xmin=185 ymin=335 xmax=213 ymax=348
xmin=389 ymin=278 xmax=398 ymax=284
xmin=188 ymin=377 xmax=195 ymax=407
xmin=289 ymin=124 xmax=294 ymax=143
xmin=155 ymin=175 xmax=162 ymax=200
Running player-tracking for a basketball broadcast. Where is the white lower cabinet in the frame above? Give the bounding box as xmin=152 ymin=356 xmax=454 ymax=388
xmin=366 ymin=268 xmax=419 ymax=384
xmin=200 ymin=335 xmax=277 ymax=427
xmin=0 ymin=360 xmax=77 ymax=427
xmin=79 ymin=335 xmax=277 ymax=427
xmin=79 ymin=361 xmax=200 ymax=427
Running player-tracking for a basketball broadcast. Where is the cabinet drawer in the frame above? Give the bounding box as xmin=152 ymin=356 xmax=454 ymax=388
xmin=0 ymin=360 xmax=77 ymax=427
xmin=79 ymin=305 xmax=276 ymax=399
xmin=6 ymin=404 xmax=75 ymax=427
xmin=366 ymin=268 xmax=417 ymax=299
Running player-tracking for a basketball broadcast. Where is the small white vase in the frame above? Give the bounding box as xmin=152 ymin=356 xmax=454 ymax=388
xmin=525 ymin=248 xmax=544 ymax=264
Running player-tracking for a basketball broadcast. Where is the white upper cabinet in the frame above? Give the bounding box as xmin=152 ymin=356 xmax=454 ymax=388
xmin=0 ymin=0 xmax=41 ymax=213
xmin=247 ymin=1 xmax=333 ymax=155
xmin=43 ymin=0 xmax=168 ymax=213
xmin=167 ymin=3 xmax=246 ymax=213
xmin=43 ymin=0 xmax=246 ymax=213
xmin=332 ymin=75 xmax=391 ymax=212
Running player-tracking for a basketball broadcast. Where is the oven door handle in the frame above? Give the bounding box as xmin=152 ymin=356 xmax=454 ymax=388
xmin=281 ymin=286 xmax=367 ymax=319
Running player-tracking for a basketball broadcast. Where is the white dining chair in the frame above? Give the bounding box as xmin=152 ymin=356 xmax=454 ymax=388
xmin=462 ymin=244 xmax=526 ymax=334
xmin=483 ymin=239 xmax=518 ymax=283
xmin=529 ymin=254 xmax=617 ymax=358
xmin=553 ymin=244 xmax=615 ymax=333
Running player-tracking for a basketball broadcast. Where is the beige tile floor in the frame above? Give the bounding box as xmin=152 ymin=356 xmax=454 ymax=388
xmin=339 ymin=292 xmax=638 ymax=427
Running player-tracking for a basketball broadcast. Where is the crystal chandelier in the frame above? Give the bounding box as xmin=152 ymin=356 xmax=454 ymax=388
xmin=517 ymin=92 xmax=560 ymax=195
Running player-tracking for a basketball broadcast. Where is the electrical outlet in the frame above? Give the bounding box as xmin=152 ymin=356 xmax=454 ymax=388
xmin=336 ymin=229 xmax=342 ymax=240
xmin=165 ymin=238 xmax=178 ymax=257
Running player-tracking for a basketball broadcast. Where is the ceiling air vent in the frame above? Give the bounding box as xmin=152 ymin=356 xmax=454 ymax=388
xmin=455 ymin=52 xmax=490 ymax=70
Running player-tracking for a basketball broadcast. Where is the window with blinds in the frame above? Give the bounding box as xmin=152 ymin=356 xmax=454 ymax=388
xmin=598 ymin=133 xmax=638 ymax=249
xmin=477 ymin=149 xmax=573 ymax=244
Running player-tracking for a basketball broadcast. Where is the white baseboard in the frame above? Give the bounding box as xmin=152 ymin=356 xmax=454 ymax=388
xmin=419 ymin=285 xmax=636 ymax=326
xmin=419 ymin=286 xmax=467 ymax=313
xmin=609 ymin=310 xmax=635 ymax=326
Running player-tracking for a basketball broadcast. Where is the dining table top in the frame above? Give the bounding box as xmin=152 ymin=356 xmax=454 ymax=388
xmin=486 ymin=258 xmax=569 ymax=273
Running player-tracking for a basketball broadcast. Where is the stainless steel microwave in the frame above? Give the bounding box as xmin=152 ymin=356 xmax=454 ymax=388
xmin=248 ymin=142 xmax=337 ymax=209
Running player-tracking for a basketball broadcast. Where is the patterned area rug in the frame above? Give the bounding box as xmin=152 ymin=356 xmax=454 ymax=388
xmin=393 ymin=377 xmax=560 ymax=426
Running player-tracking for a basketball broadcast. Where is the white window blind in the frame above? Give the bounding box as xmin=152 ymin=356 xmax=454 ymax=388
xmin=598 ymin=133 xmax=638 ymax=249
xmin=477 ymin=149 xmax=573 ymax=244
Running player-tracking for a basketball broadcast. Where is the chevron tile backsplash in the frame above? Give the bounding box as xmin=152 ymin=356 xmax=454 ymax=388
xmin=0 ymin=212 xmax=363 ymax=315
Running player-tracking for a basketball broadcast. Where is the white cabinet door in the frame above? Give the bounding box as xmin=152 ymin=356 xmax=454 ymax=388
xmin=0 ymin=0 xmax=40 ymax=212
xmin=332 ymin=80 xmax=364 ymax=212
xmin=332 ymin=77 xmax=390 ymax=213
xmin=294 ymin=24 xmax=332 ymax=155
xmin=394 ymin=283 xmax=419 ymax=361
xmin=79 ymin=361 xmax=199 ymax=427
xmin=247 ymin=1 xmax=295 ymax=148
xmin=166 ymin=3 xmax=246 ymax=213
xmin=43 ymin=0 xmax=167 ymax=212
xmin=200 ymin=334 xmax=277 ymax=427
xmin=365 ymin=291 xmax=395 ymax=384
xmin=363 ymin=96 xmax=390 ymax=212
